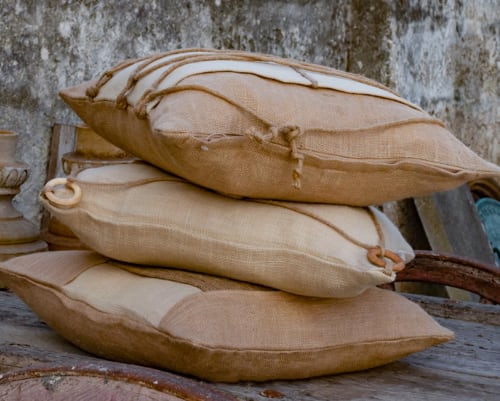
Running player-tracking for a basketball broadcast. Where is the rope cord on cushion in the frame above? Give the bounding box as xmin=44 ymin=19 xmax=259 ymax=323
xmin=253 ymin=199 xmax=405 ymax=275
xmin=41 ymin=177 xmax=405 ymax=275
xmin=85 ymin=48 xmax=215 ymax=99
xmin=129 ymin=52 xmax=406 ymax=115
xmin=138 ymin=80 xmax=445 ymax=193
xmin=85 ymin=56 xmax=151 ymax=99
xmin=86 ymin=48 xmax=408 ymax=107
xmin=115 ymin=51 xmax=221 ymax=109
xmin=270 ymin=126 xmax=304 ymax=189
xmin=129 ymin=53 xmax=337 ymax=119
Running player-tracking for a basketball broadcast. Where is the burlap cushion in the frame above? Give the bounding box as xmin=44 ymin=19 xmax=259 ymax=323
xmin=40 ymin=163 xmax=414 ymax=298
xmin=59 ymin=48 xmax=500 ymax=205
xmin=0 ymin=250 xmax=453 ymax=382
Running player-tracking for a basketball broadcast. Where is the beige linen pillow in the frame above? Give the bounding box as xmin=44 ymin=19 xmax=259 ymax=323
xmin=40 ymin=163 xmax=414 ymax=298
xmin=59 ymin=48 xmax=500 ymax=205
xmin=0 ymin=250 xmax=453 ymax=382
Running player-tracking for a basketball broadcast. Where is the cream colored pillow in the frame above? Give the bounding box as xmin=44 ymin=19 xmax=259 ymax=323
xmin=59 ymin=48 xmax=500 ymax=205
xmin=0 ymin=250 xmax=454 ymax=382
xmin=40 ymin=163 xmax=414 ymax=298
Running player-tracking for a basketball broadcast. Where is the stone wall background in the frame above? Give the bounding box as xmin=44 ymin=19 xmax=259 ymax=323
xmin=0 ymin=0 xmax=498 ymax=226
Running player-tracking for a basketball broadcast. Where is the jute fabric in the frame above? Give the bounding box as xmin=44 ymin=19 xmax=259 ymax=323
xmin=0 ymin=250 xmax=453 ymax=382
xmin=59 ymin=48 xmax=500 ymax=204
xmin=40 ymin=163 xmax=414 ymax=298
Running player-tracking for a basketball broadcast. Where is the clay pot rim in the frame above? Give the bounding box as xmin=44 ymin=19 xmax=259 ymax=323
xmin=0 ymin=130 xmax=16 ymax=136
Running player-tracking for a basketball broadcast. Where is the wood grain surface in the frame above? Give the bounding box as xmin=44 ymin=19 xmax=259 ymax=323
xmin=1 ymin=289 xmax=499 ymax=401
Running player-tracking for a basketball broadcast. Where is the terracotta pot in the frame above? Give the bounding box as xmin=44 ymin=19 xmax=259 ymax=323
xmin=0 ymin=131 xmax=47 ymax=266
xmin=62 ymin=125 xmax=139 ymax=175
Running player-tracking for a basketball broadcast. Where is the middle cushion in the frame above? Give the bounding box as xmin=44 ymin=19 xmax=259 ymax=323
xmin=40 ymin=162 xmax=414 ymax=298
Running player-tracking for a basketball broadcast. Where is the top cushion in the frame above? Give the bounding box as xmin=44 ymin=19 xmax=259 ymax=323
xmin=59 ymin=48 xmax=500 ymax=205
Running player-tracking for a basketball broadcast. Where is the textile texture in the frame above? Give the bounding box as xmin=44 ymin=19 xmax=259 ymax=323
xmin=0 ymin=250 xmax=454 ymax=382
xmin=59 ymin=48 xmax=500 ymax=205
xmin=40 ymin=163 xmax=415 ymax=298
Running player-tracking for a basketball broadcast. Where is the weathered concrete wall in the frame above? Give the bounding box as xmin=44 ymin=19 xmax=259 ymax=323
xmin=0 ymin=0 xmax=498 ymax=226
xmin=389 ymin=0 xmax=499 ymax=164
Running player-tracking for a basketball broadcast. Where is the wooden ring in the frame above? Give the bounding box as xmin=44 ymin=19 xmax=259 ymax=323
xmin=43 ymin=178 xmax=82 ymax=208
xmin=367 ymin=248 xmax=405 ymax=273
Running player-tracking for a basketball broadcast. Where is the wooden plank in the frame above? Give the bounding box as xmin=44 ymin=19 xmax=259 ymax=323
xmin=414 ymin=185 xmax=497 ymax=301
xmin=0 ymin=374 xmax=188 ymax=401
xmin=1 ymin=289 xmax=499 ymax=401
xmin=404 ymin=293 xmax=500 ymax=326
xmin=395 ymin=250 xmax=500 ymax=304
xmin=45 ymin=124 xmax=77 ymax=180
xmin=0 ymin=356 xmax=238 ymax=401
xmin=217 ymin=317 xmax=500 ymax=401
xmin=382 ymin=199 xmax=431 ymax=250
xmin=41 ymin=125 xmax=78 ymax=234
xmin=414 ymin=185 xmax=496 ymax=264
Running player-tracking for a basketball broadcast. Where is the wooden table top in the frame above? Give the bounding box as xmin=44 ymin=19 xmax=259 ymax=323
xmin=1 ymin=289 xmax=499 ymax=401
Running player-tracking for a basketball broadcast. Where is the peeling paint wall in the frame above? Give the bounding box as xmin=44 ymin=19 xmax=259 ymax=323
xmin=0 ymin=0 xmax=498 ymax=226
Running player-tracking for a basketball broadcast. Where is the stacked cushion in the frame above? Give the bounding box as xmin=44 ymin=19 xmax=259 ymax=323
xmin=0 ymin=250 xmax=454 ymax=382
xmin=40 ymin=162 xmax=414 ymax=298
xmin=59 ymin=48 xmax=500 ymax=205
xmin=8 ymin=48 xmax=477 ymax=381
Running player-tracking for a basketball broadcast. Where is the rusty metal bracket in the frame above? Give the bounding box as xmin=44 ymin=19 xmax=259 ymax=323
xmin=394 ymin=250 xmax=500 ymax=304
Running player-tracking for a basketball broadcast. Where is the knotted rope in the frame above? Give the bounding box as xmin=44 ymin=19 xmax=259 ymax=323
xmin=272 ymin=126 xmax=304 ymax=190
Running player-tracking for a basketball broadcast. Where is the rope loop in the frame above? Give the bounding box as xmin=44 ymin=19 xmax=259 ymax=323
xmin=367 ymin=246 xmax=405 ymax=276
xmin=42 ymin=178 xmax=82 ymax=209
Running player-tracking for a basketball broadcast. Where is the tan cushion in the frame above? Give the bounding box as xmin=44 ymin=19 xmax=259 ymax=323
xmin=0 ymin=250 xmax=454 ymax=382
xmin=40 ymin=163 xmax=414 ymax=298
xmin=59 ymin=48 xmax=500 ymax=205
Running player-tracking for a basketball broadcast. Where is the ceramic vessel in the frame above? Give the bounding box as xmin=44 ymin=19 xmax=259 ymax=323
xmin=0 ymin=130 xmax=47 ymax=263
xmin=62 ymin=125 xmax=138 ymax=175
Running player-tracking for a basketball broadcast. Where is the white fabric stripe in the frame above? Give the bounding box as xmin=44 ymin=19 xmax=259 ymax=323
xmin=97 ymin=51 xmax=210 ymax=103
xmin=97 ymin=55 xmax=415 ymax=109
xmin=307 ymin=70 xmax=415 ymax=107
xmin=63 ymin=264 xmax=200 ymax=328
xmin=127 ymin=52 xmax=217 ymax=104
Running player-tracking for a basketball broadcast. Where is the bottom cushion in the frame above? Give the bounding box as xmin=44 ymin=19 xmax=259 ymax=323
xmin=0 ymin=250 xmax=454 ymax=382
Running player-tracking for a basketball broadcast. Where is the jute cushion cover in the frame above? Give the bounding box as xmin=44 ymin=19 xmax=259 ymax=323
xmin=0 ymin=250 xmax=454 ymax=382
xmin=40 ymin=163 xmax=414 ymax=298
xmin=59 ymin=48 xmax=500 ymax=205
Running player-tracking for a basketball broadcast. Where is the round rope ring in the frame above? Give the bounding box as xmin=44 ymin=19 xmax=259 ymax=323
xmin=367 ymin=247 xmax=405 ymax=273
xmin=43 ymin=178 xmax=82 ymax=208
